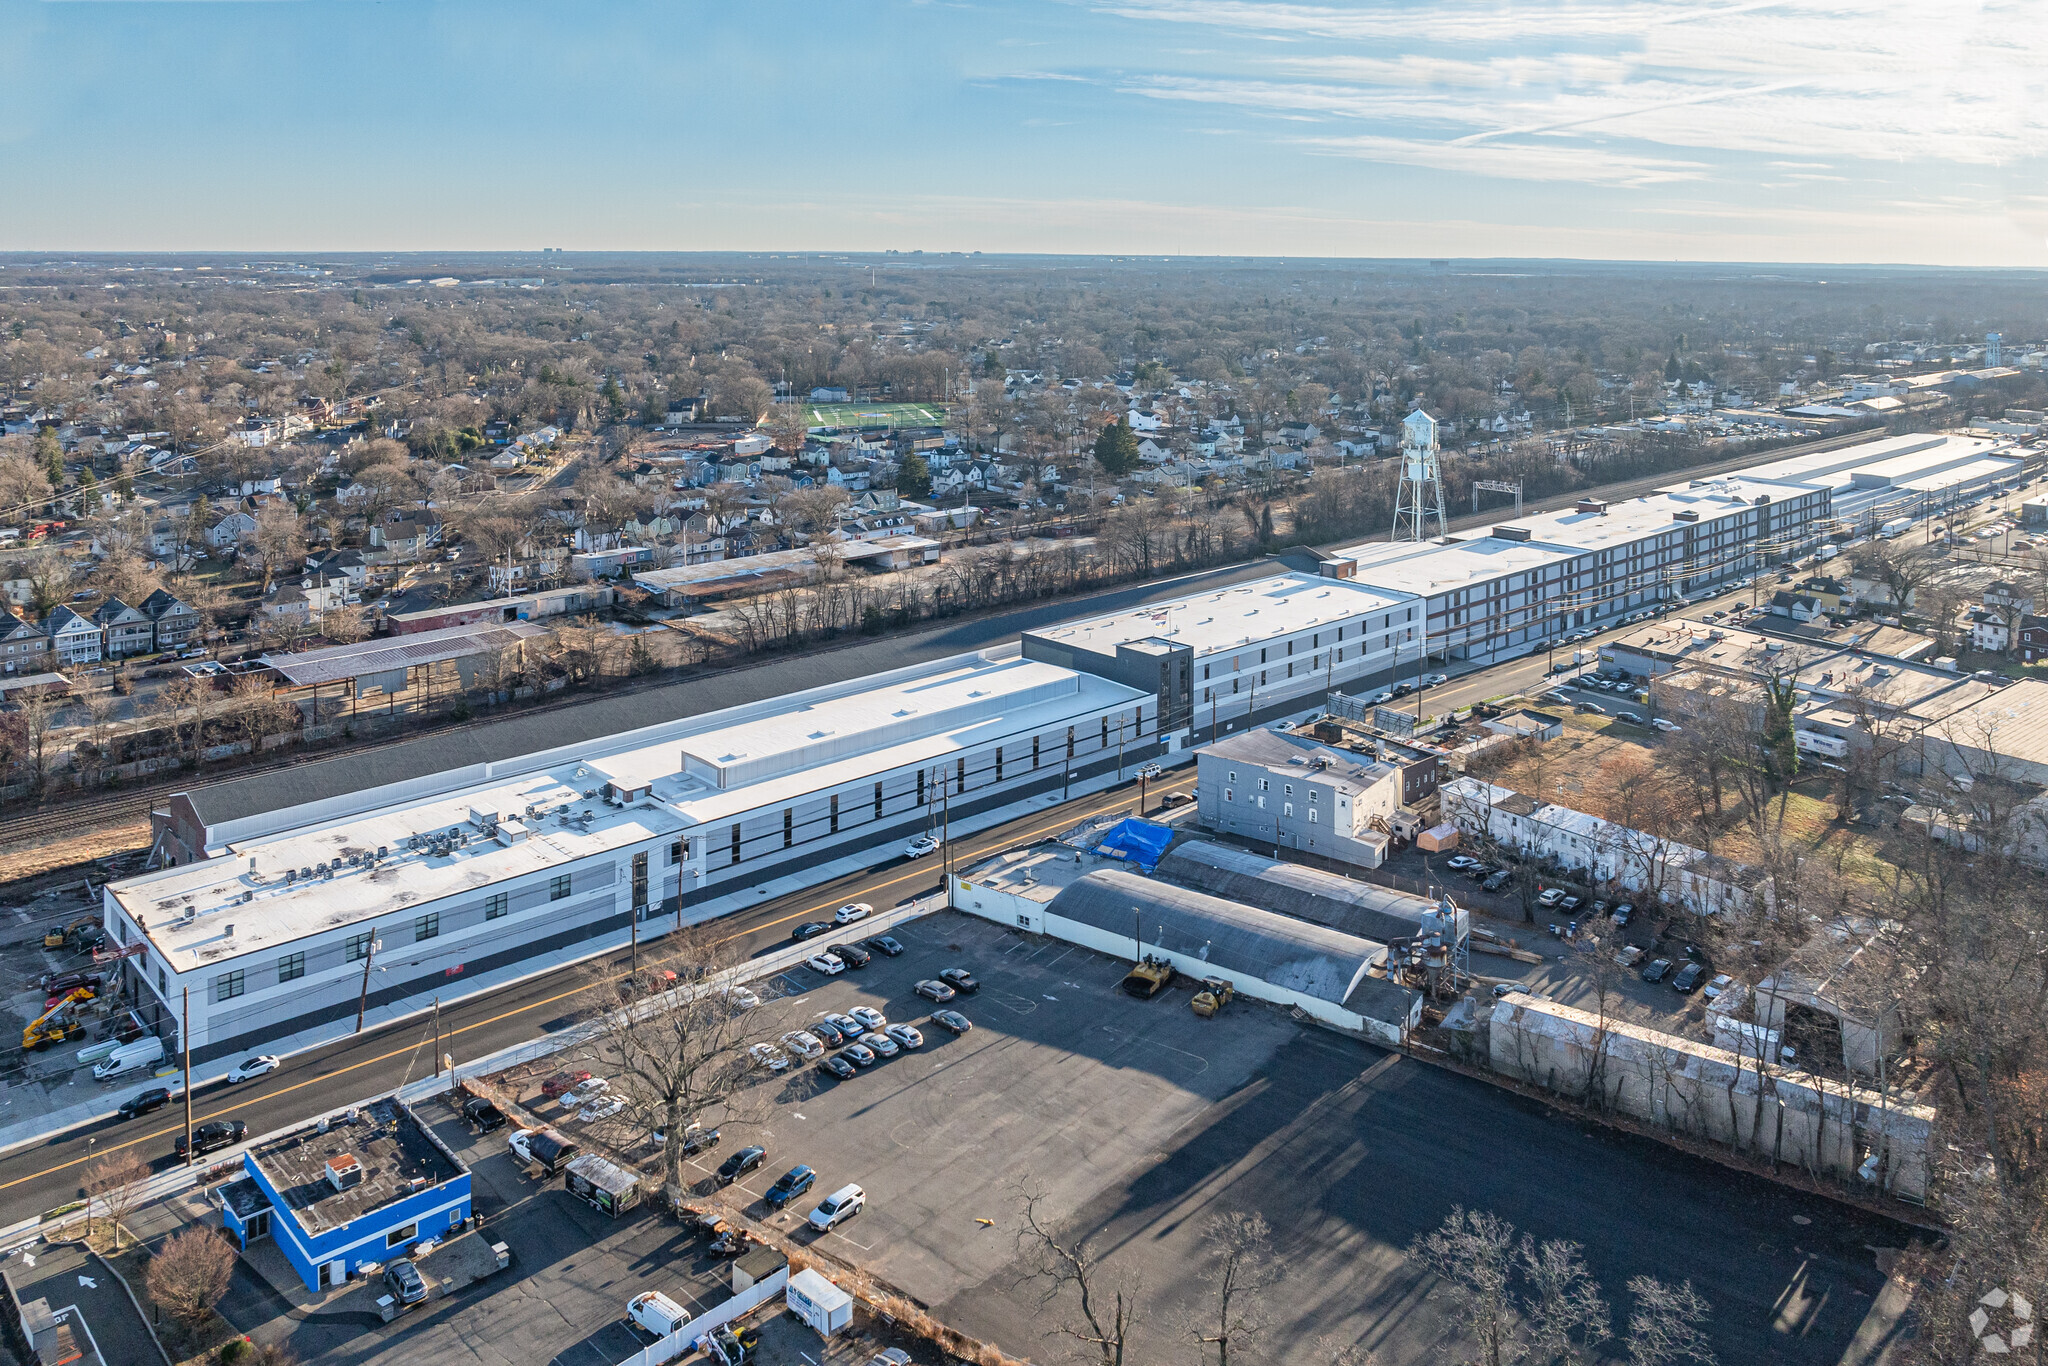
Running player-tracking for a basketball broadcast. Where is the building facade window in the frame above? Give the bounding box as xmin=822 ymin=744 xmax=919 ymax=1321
xmin=783 ymin=809 xmax=794 ymax=848
xmin=416 ymin=913 xmax=440 ymax=941
xmin=278 ymin=952 xmax=304 ymax=984
xmin=956 ymin=757 xmax=966 ymax=793
xmin=157 ymin=965 xmax=166 ymax=992
xmin=345 ymin=931 xmax=374 ymax=962
xmin=386 ymin=1223 xmax=418 ymax=1249
xmin=485 ymin=893 xmax=509 ymax=920
xmin=829 ymin=795 xmax=840 ymax=834
xmin=631 ymin=851 xmax=649 ymax=908
xmin=1032 ymin=736 xmax=1041 ymax=769
xmin=994 ymin=747 xmax=1003 ymax=782
xmin=550 ymin=874 xmax=572 ymax=901
xmin=216 ymin=969 xmax=244 ymax=1001
xmin=668 ymin=839 xmax=683 ymax=866
xmin=730 ymin=824 xmax=741 ymax=865
xmin=875 ymin=781 xmax=884 ymax=818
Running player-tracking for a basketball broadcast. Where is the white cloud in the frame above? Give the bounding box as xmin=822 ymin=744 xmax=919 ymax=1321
xmin=1303 ymin=133 xmax=1709 ymax=186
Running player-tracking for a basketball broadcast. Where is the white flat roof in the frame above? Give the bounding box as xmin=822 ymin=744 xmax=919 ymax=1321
xmin=113 ymin=653 xmax=1146 ymax=966
xmin=1331 ymin=537 xmax=1571 ymax=597
xmin=1025 ymin=573 xmax=1412 ymax=660
xmin=1741 ymin=432 xmax=2009 ymax=491
xmin=1894 ymin=456 xmax=2026 ymax=495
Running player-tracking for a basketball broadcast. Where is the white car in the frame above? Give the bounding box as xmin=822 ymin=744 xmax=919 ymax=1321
xmin=749 ymin=1043 xmax=789 ymax=1073
xmin=849 ymin=1005 xmax=887 ymax=1031
xmin=1444 ymin=855 xmax=1480 ymax=872
xmin=1422 ymin=673 xmax=1449 ymax=687
xmin=834 ymin=902 xmax=872 ymax=925
xmin=726 ymin=987 xmax=760 ymax=1011
xmin=1365 ymin=689 xmax=1395 ymax=705
xmin=1537 ymin=888 xmax=1567 ymax=909
xmin=226 ymin=1055 xmax=280 ymax=1083
xmin=903 ymin=834 xmax=940 ymax=859
xmin=1702 ymin=974 xmax=1736 ymax=1001
xmin=1652 ymin=718 xmax=1681 ymax=733
xmin=1136 ymin=763 xmax=1162 ymax=780
xmin=808 ymin=952 xmax=846 ymax=976
xmin=563 ymin=1077 xmax=610 ymax=1108
xmin=780 ymin=1030 xmax=824 ymax=1060
xmin=578 ymin=1095 xmax=627 ymax=1123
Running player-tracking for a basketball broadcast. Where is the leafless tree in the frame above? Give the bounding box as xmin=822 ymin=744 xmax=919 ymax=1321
xmin=1520 ymin=1238 xmax=1610 ymax=1366
xmin=83 ymin=1148 xmax=148 ymax=1247
xmin=144 ymin=1228 xmax=236 ymax=1327
xmin=1192 ymin=1212 xmax=1278 ymax=1366
xmin=1623 ymin=1277 xmax=1715 ymax=1366
xmin=1016 ymin=1180 xmax=1142 ymax=1366
xmin=14 ymin=688 xmax=63 ymax=790
xmin=248 ymin=502 xmax=307 ymax=593
xmin=1409 ymin=1207 xmax=1521 ymax=1366
xmin=574 ymin=926 xmax=778 ymax=1205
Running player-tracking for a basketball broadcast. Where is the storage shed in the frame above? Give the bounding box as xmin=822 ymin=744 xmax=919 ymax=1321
xmin=563 ymin=1152 xmax=644 ymax=1217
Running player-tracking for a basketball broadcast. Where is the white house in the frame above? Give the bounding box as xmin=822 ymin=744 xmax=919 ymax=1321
xmin=209 ymin=510 xmax=259 ymax=549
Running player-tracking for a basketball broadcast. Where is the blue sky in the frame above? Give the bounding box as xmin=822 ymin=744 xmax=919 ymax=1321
xmin=2 ymin=0 xmax=2041 ymax=263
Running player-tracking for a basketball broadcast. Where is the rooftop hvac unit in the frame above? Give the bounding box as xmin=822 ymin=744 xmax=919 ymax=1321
xmin=377 ymin=846 xmax=388 ymax=859
xmin=583 ymin=788 xmax=598 ymax=799
xmin=241 ymin=891 xmax=253 ymax=904
xmin=285 ymin=869 xmax=297 ymax=884
xmin=324 ymin=1153 xmax=363 ymax=1192
xmin=223 ymin=924 xmax=234 ymax=938
xmin=184 ymin=906 xmax=197 ymax=921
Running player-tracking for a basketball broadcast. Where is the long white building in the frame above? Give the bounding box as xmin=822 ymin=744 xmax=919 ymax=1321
xmin=104 ymin=427 xmax=2031 ymax=1062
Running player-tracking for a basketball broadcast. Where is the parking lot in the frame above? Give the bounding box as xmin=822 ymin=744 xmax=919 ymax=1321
xmin=636 ymin=910 xmax=1903 ymax=1364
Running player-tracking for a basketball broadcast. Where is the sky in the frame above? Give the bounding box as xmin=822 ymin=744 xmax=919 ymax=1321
xmin=1 ymin=0 xmax=2043 ymax=265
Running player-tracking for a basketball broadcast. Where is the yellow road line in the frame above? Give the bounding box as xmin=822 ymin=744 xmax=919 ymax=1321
xmin=1 ymin=774 xmax=1188 ymax=1194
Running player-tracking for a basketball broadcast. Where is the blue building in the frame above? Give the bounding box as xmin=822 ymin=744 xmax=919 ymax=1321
xmin=220 ymin=1097 xmax=471 ymax=1293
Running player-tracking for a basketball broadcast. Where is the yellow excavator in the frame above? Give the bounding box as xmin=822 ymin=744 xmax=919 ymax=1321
xmin=23 ymin=988 xmax=93 ymax=1051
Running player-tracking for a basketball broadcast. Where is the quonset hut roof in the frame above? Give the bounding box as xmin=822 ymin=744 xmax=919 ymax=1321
xmin=1156 ymin=840 xmax=1435 ymax=944
xmin=1045 ymin=868 xmax=1384 ymax=1011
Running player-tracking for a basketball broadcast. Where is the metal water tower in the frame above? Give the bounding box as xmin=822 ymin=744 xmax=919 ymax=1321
xmin=1987 ymin=332 xmax=2002 ymax=366
xmin=1393 ymin=408 xmax=1448 ymax=541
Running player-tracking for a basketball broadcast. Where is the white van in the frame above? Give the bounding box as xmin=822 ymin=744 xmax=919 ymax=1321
xmin=808 ymin=1183 xmax=865 ymax=1232
xmin=626 ymin=1291 xmax=692 ymax=1338
xmin=93 ymin=1036 xmax=164 ymax=1081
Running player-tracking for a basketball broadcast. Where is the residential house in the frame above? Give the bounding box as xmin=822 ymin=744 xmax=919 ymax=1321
xmin=1985 ymin=581 xmax=2036 ymax=616
xmin=1127 ymin=408 xmax=1163 ymax=432
xmin=209 ymin=510 xmax=258 ymax=549
xmin=44 ymin=605 xmax=102 ymax=666
xmin=2019 ymin=615 xmax=2048 ymax=663
xmin=1848 ymin=573 xmax=1916 ymax=609
xmin=1795 ymin=576 xmax=1849 ymax=613
xmin=1769 ymin=590 xmax=1825 ymax=622
xmin=665 ymin=395 xmax=704 ymax=424
xmin=141 ymin=588 xmax=201 ymax=652
xmin=1277 ymin=421 xmax=1322 ymax=446
xmin=368 ymin=517 xmax=443 ymax=560
xmin=303 ymin=548 xmax=369 ymax=590
xmin=94 ymin=597 xmax=155 ymax=658
xmin=1195 ymin=729 xmax=1405 ymax=869
xmin=1969 ymin=610 xmax=2010 ymax=654
xmin=0 ymin=608 xmax=52 ymax=674
xmin=229 ymin=417 xmax=284 ymax=447
xmin=808 ymin=387 xmax=849 ymax=403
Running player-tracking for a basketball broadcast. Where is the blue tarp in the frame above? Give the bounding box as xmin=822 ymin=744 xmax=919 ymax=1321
xmin=1093 ymin=818 xmax=1174 ymax=871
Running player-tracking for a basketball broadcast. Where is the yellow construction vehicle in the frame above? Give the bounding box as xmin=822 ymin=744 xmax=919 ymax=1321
xmin=23 ymin=988 xmax=92 ymax=1051
xmin=41 ymin=917 xmax=96 ymax=951
xmin=1191 ymin=977 xmax=1235 ymax=1018
xmin=1120 ymin=956 xmax=1174 ymax=999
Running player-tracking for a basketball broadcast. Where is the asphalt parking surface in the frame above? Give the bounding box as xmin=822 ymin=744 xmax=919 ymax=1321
xmin=704 ymin=910 xmax=1910 ymax=1366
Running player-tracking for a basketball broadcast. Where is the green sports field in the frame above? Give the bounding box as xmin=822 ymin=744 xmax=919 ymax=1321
xmin=804 ymin=401 xmax=949 ymax=429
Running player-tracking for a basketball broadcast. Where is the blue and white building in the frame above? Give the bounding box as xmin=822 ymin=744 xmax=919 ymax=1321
xmin=221 ymin=1097 xmax=471 ymax=1293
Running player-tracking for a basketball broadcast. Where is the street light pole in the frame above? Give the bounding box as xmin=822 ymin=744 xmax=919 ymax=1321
xmin=181 ymin=987 xmax=193 ymax=1168
xmin=354 ymin=938 xmax=382 ymax=1034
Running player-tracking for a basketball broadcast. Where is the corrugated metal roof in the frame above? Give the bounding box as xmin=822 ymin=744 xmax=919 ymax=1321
xmin=259 ymin=621 xmax=549 ymax=686
xmin=1156 ymin=840 xmax=1433 ymax=944
xmin=1046 ymin=869 xmax=1379 ymax=1009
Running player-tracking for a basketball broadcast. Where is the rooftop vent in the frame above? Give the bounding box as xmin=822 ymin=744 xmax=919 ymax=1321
xmin=324 ymin=1153 xmax=363 ymax=1192
xmin=223 ymin=924 xmax=234 ymax=938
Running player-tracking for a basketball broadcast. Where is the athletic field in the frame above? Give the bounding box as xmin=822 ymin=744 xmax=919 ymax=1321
xmin=804 ymin=401 xmax=949 ymax=429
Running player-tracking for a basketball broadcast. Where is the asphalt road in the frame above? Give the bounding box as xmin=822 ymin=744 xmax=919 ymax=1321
xmin=0 ymin=769 xmax=1194 ymax=1228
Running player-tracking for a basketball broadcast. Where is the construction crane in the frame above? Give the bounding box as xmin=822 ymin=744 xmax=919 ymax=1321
xmin=23 ymin=988 xmax=93 ymax=1052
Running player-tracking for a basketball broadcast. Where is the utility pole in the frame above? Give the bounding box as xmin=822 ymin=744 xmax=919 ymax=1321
xmin=181 ymin=987 xmax=193 ymax=1168
xmin=431 ymin=998 xmax=442 ymax=1077
xmin=354 ymin=938 xmax=382 ymax=1034
xmin=630 ymin=907 xmax=639 ymax=976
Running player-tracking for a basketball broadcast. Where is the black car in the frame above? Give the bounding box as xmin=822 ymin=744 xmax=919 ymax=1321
xmin=864 ymin=935 xmax=905 ymax=957
xmin=763 ymin=1165 xmax=817 ymax=1209
xmin=1611 ymin=903 xmax=1634 ymax=927
xmin=808 ymin=1018 xmax=847 ymax=1047
xmin=1481 ymin=871 xmax=1513 ymax=893
xmin=930 ymin=1010 xmax=972 ymax=1035
xmin=1640 ymin=958 xmax=1672 ymax=984
xmin=1671 ymin=962 xmax=1706 ymax=993
xmin=176 ymin=1119 xmax=247 ymax=1158
xmin=816 ymin=1055 xmax=856 ymax=1081
xmin=790 ymin=922 xmax=831 ymax=942
xmin=825 ymin=943 xmax=872 ymax=969
xmin=716 ymin=1146 xmax=766 ymax=1184
xmin=938 ymin=967 xmax=979 ymax=994
xmin=384 ymin=1259 xmax=429 ymax=1307
xmin=117 ymin=1087 xmax=171 ymax=1120
xmin=461 ymin=1097 xmax=507 ymax=1133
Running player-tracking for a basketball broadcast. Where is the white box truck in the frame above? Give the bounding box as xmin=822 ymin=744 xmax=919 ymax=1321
xmin=1877 ymin=517 xmax=1913 ymax=540
xmin=92 ymin=1036 xmax=164 ymax=1081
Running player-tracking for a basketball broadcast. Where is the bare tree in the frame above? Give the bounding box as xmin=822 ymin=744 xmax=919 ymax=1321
xmin=1520 ymin=1238 xmax=1610 ymax=1366
xmin=248 ymin=502 xmax=307 ymax=594
xmin=1193 ymin=1212 xmax=1278 ymax=1366
xmin=14 ymin=688 xmax=63 ymax=790
xmin=145 ymin=1228 xmax=236 ymax=1327
xmin=1408 ymin=1207 xmax=1521 ymax=1366
xmin=83 ymin=1148 xmax=148 ymax=1248
xmin=1017 ymin=1180 xmax=1142 ymax=1366
xmin=1623 ymin=1277 xmax=1715 ymax=1366
xmin=574 ymin=927 xmax=776 ymax=1205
